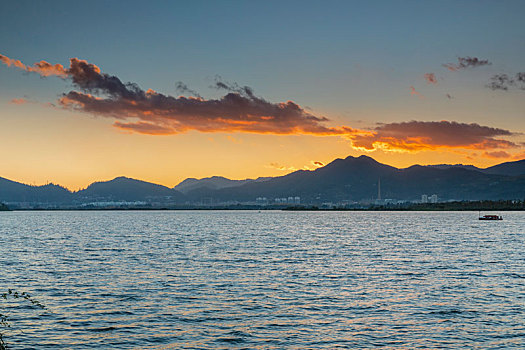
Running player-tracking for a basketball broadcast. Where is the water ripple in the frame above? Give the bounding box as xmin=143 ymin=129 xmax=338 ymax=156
xmin=0 ymin=210 xmax=523 ymax=349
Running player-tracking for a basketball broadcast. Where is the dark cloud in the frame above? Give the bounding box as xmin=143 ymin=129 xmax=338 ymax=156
xmin=37 ymin=57 xmax=355 ymax=136
xmin=487 ymin=74 xmax=512 ymax=91
xmin=1 ymin=53 xmax=359 ymax=136
xmin=67 ymin=58 xmax=147 ymax=100
xmin=424 ymin=73 xmax=437 ymax=84
xmin=486 ymin=72 xmax=525 ymax=91
xmin=348 ymin=121 xmax=517 ymax=152
xmin=174 ymin=81 xmax=202 ymax=98
xmin=60 ymin=87 xmax=357 ymax=135
xmin=211 ymin=76 xmax=257 ymax=99
xmin=442 ymin=56 xmax=491 ymax=71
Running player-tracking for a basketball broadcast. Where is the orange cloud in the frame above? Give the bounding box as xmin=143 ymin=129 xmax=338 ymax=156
xmin=348 ymin=121 xmax=518 ymax=152
xmin=0 ymin=54 xmax=26 ymax=69
xmin=58 ymin=89 xmax=360 ymax=135
xmin=114 ymin=121 xmax=176 ymax=135
xmin=410 ymin=86 xmax=423 ymax=98
xmin=512 ymin=152 xmax=525 ymax=160
xmin=0 ymin=53 xmax=68 ymax=77
xmin=424 ymin=73 xmax=437 ymax=84
xmin=226 ymin=135 xmax=243 ymax=144
xmin=9 ymin=98 xmax=27 ymax=105
xmin=268 ymin=162 xmax=297 ymax=171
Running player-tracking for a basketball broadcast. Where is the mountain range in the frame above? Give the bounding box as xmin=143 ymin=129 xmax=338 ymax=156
xmin=1 ymin=156 xmax=524 ymax=208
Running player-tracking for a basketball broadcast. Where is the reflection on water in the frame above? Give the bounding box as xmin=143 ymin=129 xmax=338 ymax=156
xmin=0 ymin=211 xmax=524 ymax=349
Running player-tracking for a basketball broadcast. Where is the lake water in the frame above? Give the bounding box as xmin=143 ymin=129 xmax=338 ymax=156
xmin=0 ymin=211 xmax=523 ymax=349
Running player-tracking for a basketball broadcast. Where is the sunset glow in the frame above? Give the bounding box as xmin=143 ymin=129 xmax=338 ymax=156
xmin=1 ymin=1 xmax=523 ymax=189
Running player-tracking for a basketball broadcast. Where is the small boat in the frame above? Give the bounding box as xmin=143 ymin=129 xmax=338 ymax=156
xmin=479 ymin=214 xmax=503 ymax=220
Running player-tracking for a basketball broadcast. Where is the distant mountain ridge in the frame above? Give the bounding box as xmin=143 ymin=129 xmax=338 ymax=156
xmin=426 ymin=164 xmax=481 ymax=171
xmin=190 ymin=156 xmax=525 ymax=203
xmin=173 ymin=176 xmax=272 ymax=194
xmin=482 ymin=159 xmax=525 ymax=176
xmin=425 ymin=159 xmax=525 ymax=176
xmin=1 ymin=156 xmax=524 ymax=207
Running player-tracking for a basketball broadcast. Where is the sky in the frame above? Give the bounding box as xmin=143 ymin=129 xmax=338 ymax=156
xmin=1 ymin=0 xmax=524 ymax=190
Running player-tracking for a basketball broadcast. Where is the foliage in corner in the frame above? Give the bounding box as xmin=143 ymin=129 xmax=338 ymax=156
xmin=1 ymin=290 xmax=45 ymax=350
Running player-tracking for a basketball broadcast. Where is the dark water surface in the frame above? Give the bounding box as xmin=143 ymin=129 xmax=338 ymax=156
xmin=1 ymin=211 xmax=523 ymax=349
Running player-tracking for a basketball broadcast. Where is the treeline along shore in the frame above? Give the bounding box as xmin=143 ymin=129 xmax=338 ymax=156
xmin=1 ymin=200 xmax=524 ymax=211
xmin=284 ymin=200 xmax=525 ymax=211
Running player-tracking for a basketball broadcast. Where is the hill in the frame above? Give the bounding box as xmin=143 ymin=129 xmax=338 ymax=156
xmin=77 ymin=176 xmax=186 ymax=202
xmin=0 ymin=177 xmax=72 ymax=204
xmin=173 ymin=176 xmax=271 ymax=194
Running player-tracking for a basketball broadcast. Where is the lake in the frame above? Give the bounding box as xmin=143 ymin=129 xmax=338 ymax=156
xmin=1 ymin=211 xmax=523 ymax=349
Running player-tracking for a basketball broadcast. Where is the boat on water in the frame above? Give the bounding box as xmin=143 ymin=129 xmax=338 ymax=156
xmin=479 ymin=214 xmax=503 ymax=221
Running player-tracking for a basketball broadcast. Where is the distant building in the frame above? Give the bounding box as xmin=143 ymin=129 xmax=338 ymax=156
xmin=256 ymin=197 xmax=268 ymax=205
xmin=430 ymin=194 xmax=438 ymax=203
xmin=273 ymin=196 xmax=300 ymax=205
xmin=421 ymin=194 xmax=428 ymax=203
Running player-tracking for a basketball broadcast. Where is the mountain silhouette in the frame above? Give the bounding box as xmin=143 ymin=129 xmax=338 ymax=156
xmin=183 ymin=155 xmax=525 ymax=202
xmin=77 ymin=176 xmax=186 ymax=202
xmin=426 ymin=158 xmax=525 ymax=176
xmin=1 ymin=155 xmax=524 ymax=207
xmin=482 ymin=159 xmax=525 ymax=176
xmin=173 ymin=176 xmax=271 ymax=194
xmin=0 ymin=177 xmax=72 ymax=203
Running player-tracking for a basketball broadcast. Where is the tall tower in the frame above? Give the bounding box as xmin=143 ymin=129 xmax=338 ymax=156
xmin=377 ymin=177 xmax=381 ymax=201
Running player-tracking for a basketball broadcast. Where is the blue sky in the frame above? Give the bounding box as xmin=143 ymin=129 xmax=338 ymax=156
xmin=2 ymin=0 xmax=523 ymax=104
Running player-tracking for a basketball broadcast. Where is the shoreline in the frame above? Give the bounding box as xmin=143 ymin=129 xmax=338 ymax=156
xmin=3 ymin=207 xmax=525 ymax=212
xmin=2 ymin=200 xmax=524 ymax=212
